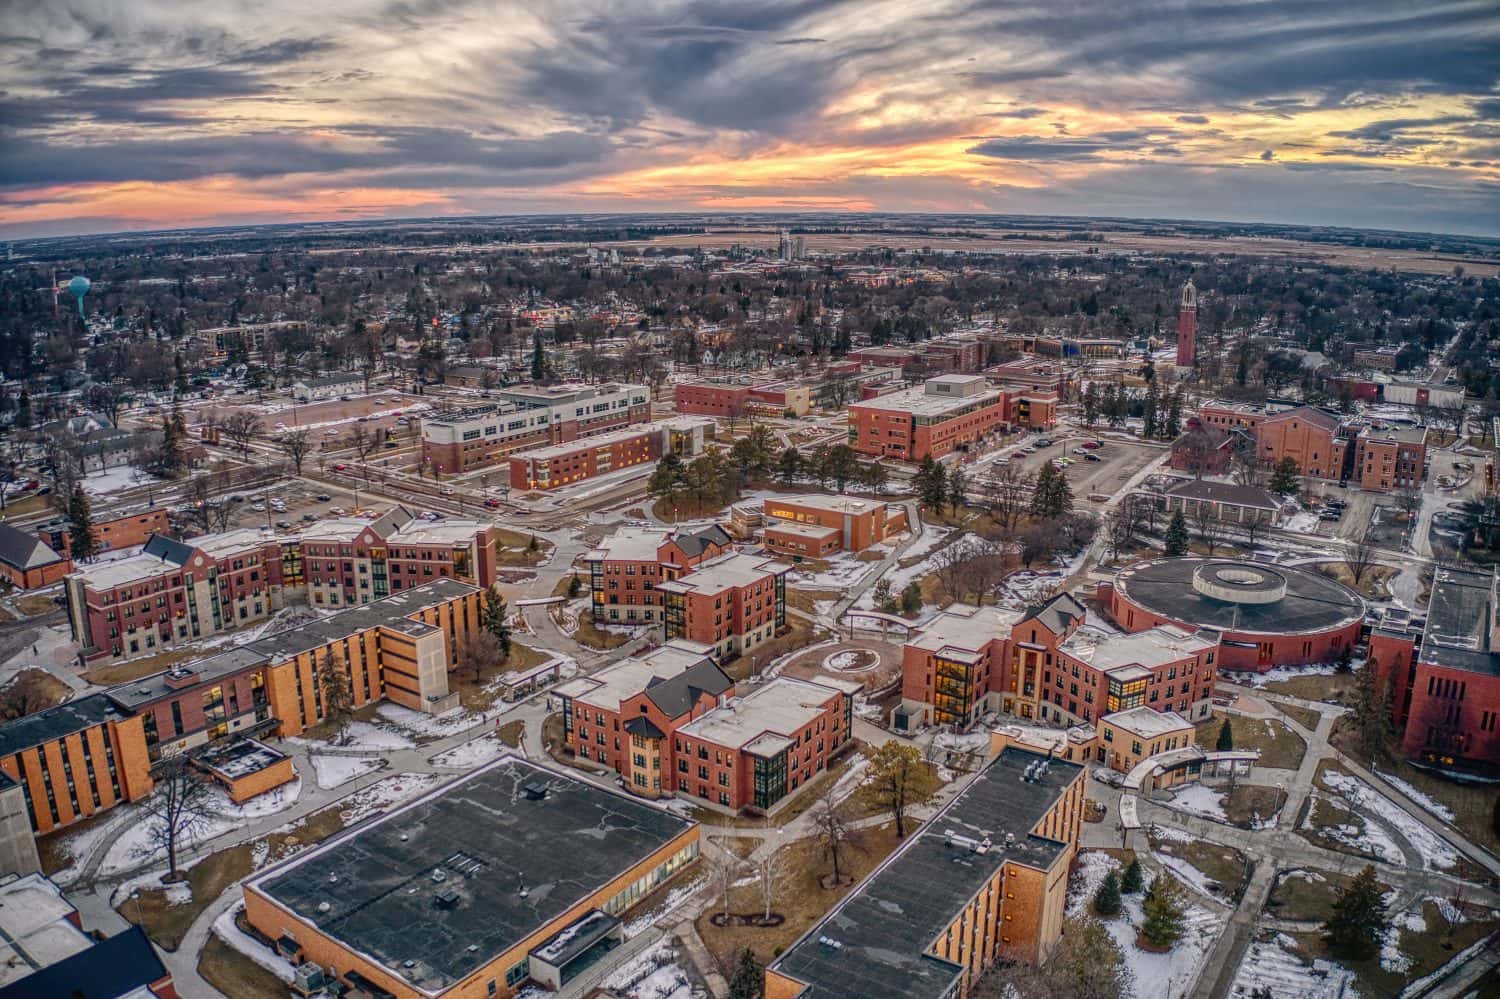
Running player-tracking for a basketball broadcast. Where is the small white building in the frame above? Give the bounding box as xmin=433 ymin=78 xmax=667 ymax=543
xmin=292 ymin=372 xmax=363 ymax=402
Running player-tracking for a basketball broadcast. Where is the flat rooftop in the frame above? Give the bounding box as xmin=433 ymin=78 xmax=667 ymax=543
xmin=677 ymin=676 xmax=858 ymax=755
xmin=0 ymin=694 xmax=126 ymax=759
xmin=1113 ymin=557 xmax=1364 ymax=637
xmin=849 ymin=383 xmax=1002 ymax=419
xmin=765 ymin=494 xmax=882 ymax=516
xmin=0 ymin=874 xmax=90 ymax=987
xmin=659 ymin=552 xmax=788 ymax=595
xmin=908 ymin=605 xmax=1025 ymax=659
xmin=70 ymin=550 xmax=182 ymax=590
xmin=1420 ymin=566 xmax=1498 ymax=677
xmin=770 ymin=747 xmax=1082 ymax=999
xmin=249 ymin=757 xmax=694 ymax=994
xmin=1059 ymin=623 xmax=1218 ymax=670
xmin=1103 ymin=706 xmax=1193 ymax=739
xmin=386 ymin=520 xmax=486 ymax=546
xmin=509 ymin=424 xmax=659 ymax=462
xmin=584 ymin=527 xmax=672 ymax=564
xmin=765 ymin=519 xmax=841 ymax=540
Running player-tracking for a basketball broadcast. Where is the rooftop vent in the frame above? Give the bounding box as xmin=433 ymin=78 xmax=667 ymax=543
xmin=523 ymin=781 xmax=548 ymax=800
xmin=434 ymin=888 xmax=460 ymax=909
xmin=430 ymin=868 xmax=447 ymax=884
xmin=316 ymin=901 xmax=331 ymax=914
xmin=817 ymin=936 xmax=844 ymax=950
xmin=943 ymin=831 xmax=992 ymax=855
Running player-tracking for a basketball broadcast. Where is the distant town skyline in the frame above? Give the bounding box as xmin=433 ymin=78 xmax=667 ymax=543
xmin=3 ymin=0 xmax=1498 ymax=238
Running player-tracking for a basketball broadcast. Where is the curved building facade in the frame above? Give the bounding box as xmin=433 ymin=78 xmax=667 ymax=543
xmin=1099 ymin=557 xmax=1365 ymax=672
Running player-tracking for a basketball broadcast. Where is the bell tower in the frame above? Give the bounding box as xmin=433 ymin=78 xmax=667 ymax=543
xmin=1176 ymin=279 xmax=1197 ymax=368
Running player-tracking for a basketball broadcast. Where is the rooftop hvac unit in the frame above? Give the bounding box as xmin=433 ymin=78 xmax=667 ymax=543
xmin=523 ymin=780 xmax=549 ymax=800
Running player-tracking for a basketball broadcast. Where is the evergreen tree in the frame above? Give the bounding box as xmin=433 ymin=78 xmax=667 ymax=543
xmin=900 ymin=581 xmax=923 ymax=615
xmin=530 ymin=333 xmax=546 ymax=381
xmin=1162 ymin=388 xmax=1182 ymax=439
xmin=1216 ymin=718 xmax=1234 ymax=752
xmin=1164 ymin=510 xmax=1189 ymax=556
xmin=728 ymin=948 xmax=764 ymax=999
xmin=67 ymin=485 xmax=97 ymax=562
xmin=1142 ymin=383 xmax=1159 ymax=439
xmin=776 ymin=447 xmax=803 ymax=486
xmin=1324 ymin=865 xmax=1388 ymax=960
xmin=947 ymin=468 xmax=967 ymax=515
xmin=1269 ymin=456 xmax=1300 ymax=494
xmin=1351 ymin=657 xmax=1395 ymax=760
xmin=648 ymin=452 xmax=685 ymax=505
xmin=1030 ymin=463 xmax=1073 ymax=519
xmin=1121 ymin=858 xmax=1145 ymax=894
xmin=1094 ymin=869 xmax=1122 ymax=916
xmin=1082 ymin=382 xmax=1099 ymax=426
xmin=913 ymin=456 xmax=947 ymax=510
xmin=14 ymin=389 xmax=31 ymax=430
xmin=1140 ymin=873 xmax=1187 ymax=949
xmin=483 ymin=585 xmax=512 ymax=657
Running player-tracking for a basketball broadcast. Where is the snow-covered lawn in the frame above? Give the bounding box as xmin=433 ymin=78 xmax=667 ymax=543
xmin=1234 ymin=662 xmax=1339 ymax=688
xmin=79 ymin=465 xmax=144 ymax=498
xmin=1230 ymin=932 xmax=1355 ymax=998
xmin=1321 ymin=771 xmax=1461 ymax=871
xmin=1373 ymin=768 xmax=1457 ymax=823
xmin=1067 ymin=851 xmax=1226 ymax=998
xmin=205 ymin=777 xmax=302 ymax=820
xmin=1166 ymin=783 xmax=1228 ymax=822
xmin=311 ymin=754 xmax=385 ymax=789
xmin=621 ymin=877 xmax=706 ymax=938
xmin=1283 ymin=510 xmax=1321 ymax=534
xmin=1304 ymin=791 xmax=1406 ymax=866
xmin=602 ymin=941 xmax=692 ymax=999
xmin=430 ymin=734 xmax=511 ymax=768
xmin=793 ymin=554 xmax=876 ymax=589
xmin=853 ymin=529 xmax=962 ymax=610
xmin=375 ymin=702 xmax=480 ymax=740
xmin=213 ymin=901 xmax=295 ymax=983
xmin=335 ymin=772 xmax=446 ymax=825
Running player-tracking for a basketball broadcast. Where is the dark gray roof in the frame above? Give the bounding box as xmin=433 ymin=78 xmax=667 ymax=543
xmin=672 ymin=525 xmax=732 ymax=559
xmin=1115 ymin=557 xmax=1364 ymax=638
xmin=1023 ymin=592 xmax=1086 ymax=635
xmin=623 ymin=716 xmax=665 ymax=739
xmin=1419 ymin=566 xmax=1498 ymax=677
xmin=0 ymin=523 xmax=65 ymax=571
xmin=142 ymin=533 xmax=196 ymax=566
xmin=770 ymin=747 xmax=1083 ymax=999
xmin=0 ymin=694 xmax=124 ymax=758
xmin=0 ymin=925 xmax=167 ymax=999
xmin=77 ymin=428 xmax=135 ymax=457
xmin=251 ymin=757 xmax=693 ymax=993
xmin=644 ymin=659 xmax=734 ymax=717
xmin=1161 ymin=478 xmax=1281 ymax=511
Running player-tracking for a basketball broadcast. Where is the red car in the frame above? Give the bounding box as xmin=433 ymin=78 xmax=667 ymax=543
xmin=332 ymin=463 xmax=348 ymax=472
xmin=483 ymin=498 xmax=502 ymax=509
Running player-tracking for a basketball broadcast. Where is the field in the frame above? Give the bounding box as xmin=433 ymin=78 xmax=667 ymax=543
xmin=1195 ymin=714 xmax=1307 ymax=770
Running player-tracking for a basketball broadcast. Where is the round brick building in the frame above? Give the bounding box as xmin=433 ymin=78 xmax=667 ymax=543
xmin=1100 ymin=557 xmax=1365 ymax=672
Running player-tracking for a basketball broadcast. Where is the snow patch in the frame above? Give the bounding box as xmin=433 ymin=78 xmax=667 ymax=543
xmin=212 ymin=901 xmax=295 ymax=983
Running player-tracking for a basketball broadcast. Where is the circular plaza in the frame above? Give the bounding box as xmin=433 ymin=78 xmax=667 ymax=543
xmin=1104 ymin=557 xmax=1366 ymax=672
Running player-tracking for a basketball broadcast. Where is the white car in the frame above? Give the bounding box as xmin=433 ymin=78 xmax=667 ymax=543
xmin=250 ymin=502 xmax=266 ymax=512
xmin=324 ymin=428 xmax=339 ymax=436
xmin=440 ymin=486 xmax=455 ymax=496
xmin=330 ymin=506 xmax=346 ymax=516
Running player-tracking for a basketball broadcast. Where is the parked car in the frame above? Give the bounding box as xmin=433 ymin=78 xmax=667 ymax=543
xmin=1085 ymin=453 xmax=1102 ymax=462
xmin=1081 ymin=440 xmax=1102 ymax=450
xmin=302 ymin=513 xmax=318 ymax=522
xmin=1072 ymin=447 xmax=1089 ymax=455
xmin=332 ymin=463 xmax=348 ymax=472
xmin=250 ymin=502 xmax=266 ymax=512
xmin=483 ymin=498 xmax=502 ymax=509
xmin=440 ymin=486 xmax=455 ymax=496
xmin=316 ymin=493 xmax=331 ymax=502
xmin=1035 ymin=438 xmax=1054 ymax=447
xmin=324 ymin=428 xmax=339 ymax=436
xmin=330 ymin=506 xmax=346 ymax=515
xmin=275 ymin=520 xmax=292 ymax=529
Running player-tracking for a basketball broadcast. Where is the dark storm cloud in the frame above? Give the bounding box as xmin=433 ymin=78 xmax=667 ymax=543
xmin=967 ymin=128 xmax=1183 ymax=161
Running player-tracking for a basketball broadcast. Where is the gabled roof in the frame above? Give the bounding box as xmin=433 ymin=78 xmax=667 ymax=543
xmin=1022 ymin=591 xmax=1086 ymax=635
xmin=669 ymin=524 xmax=732 ymax=560
xmin=1161 ymin=478 xmax=1281 ymax=512
xmin=0 ymin=523 xmax=64 ymax=571
xmin=643 ymin=659 xmax=734 ymax=717
xmin=623 ymin=716 xmax=665 ymax=739
xmin=1263 ymin=405 xmax=1342 ymax=431
xmin=142 ymin=533 xmax=196 ymax=566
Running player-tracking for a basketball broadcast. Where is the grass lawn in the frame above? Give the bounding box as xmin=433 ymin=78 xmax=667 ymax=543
xmin=1195 ymin=714 xmax=1307 ymax=770
xmin=1288 ymin=901 xmax=1499 ymax=999
xmin=198 ymin=935 xmax=287 ymax=999
xmin=1258 ymin=671 xmax=1357 ymax=704
xmin=2 ymin=668 xmax=72 ymax=713
xmin=1150 ymin=832 xmax=1250 ymax=902
xmin=692 ymin=750 xmax=879 ymax=829
xmin=13 ymin=594 xmax=60 ymax=616
xmin=495 ymin=720 xmax=524 ymax=748
xmin=720 ymin=617 xmax=825 ymax=682
xmin=82 ymin=646 xmax=204 ymax=685
xmin=493 ymin=527 xmax=553 ymax=567
xmin=1224 ymin=784 xmax=1288 ymax=828
xmin=574 ymin=613 xmax=633 ymax=650
xmin=1311 ymin=561 xmax=1398 ymax=599
xmin=1327 ymin=724 xmax=1500 ymax=857
xmin=1297 ymin=792 xmax=1372 ymax=861
xmin=120 ymin=844 xmax=255 ymax=950
xmin=786 ymin=587 xmax=842 ymax=614
xmin=1278 ymin=703 xmax=1324 ymax=733
xmin=696 ymin=822 xmax=906 ymax=972
xmin=449 ymin=642 xmax=551 ymax=712
xmin=1266 ymin=869 xmax=1376 ymax=923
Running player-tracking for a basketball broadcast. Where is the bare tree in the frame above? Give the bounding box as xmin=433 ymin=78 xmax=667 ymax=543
xmin=220 ymin=412 xmax=262 ymax=460
xmin=810 ymin=783 xmax=860 ymax=887
xmin=456 ymin=630 xmax=501 ymax=683
xmin=318 ymin=649 xmax=355 ymax=745
xmin=757 ymin=825 xmax=792 ymax=921
xmin=1230 ymin=445 xmax=1266 ymax=488
xmin=707 ymin=839 xmax=747 ymax=921
xmin=980 ymin=462 xmax=1032 ymax=533
xmin=1192 ymin=504 xmax=1226 ymax=556
xmin=278 ymin=428 xmax=313 ymax=476
xmin=143 ymin=755 xmax=215 ymax=881
xmin=1241 ymin=510 xmax=1270 ymax=550
xmin=349 ymin=424 xmax=378 ymax=480
xmin=1345 ymin=523 xmax=1378 ymax=590
xmin=1393 ymin=487 xmax=1422 ymax=528
xmin=1106 ymin=502 xmax=1138 ymax=561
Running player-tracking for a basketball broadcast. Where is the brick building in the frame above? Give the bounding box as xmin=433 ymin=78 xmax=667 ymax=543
xmin=1193 ymin=403 xmax=1427 ymax=491
xmin=0 ymin=524 xmax=69 ymax=591
xmin=766 ymin=746 xmax=1085 ymax=998
xmin=582 ymin=524 xmax=734 ymax=624
xmin=1352 ymin=426 xmax=1428 ymax=490
xmin=1368 ymin=566 xmax=1500 ymax=774
xmin=847 ymin=375 xmax=1009 ymax=462
xmin=66 ymin=508 xmax=498 ymax=662
xmin=33 ymin=506 xmax=169 ymax=557
xmin=507 ymin=418 xmax=712 ymax=491
xmin=1256 ymin=406 xmax=1350 ymax=479
xmin=558 ymin=643 xmax=858 ymax=813
xmin=897 ymin=597 xmax=1220 ymax=733
xmin=659 ymin=552 xmax=789 ymax=661
xmin=421 ymin=382 xmax=650 ymax=474
xmin=0 ymin=578 xmax=481 ymax=840
xmin=762 ymin=494 xmax=908 ymax=557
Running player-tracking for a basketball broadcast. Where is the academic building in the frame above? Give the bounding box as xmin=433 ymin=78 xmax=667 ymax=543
xmin=0 ymin=579 xmax=481 ymax=839
xmin=506 ymin=417 xmax=712 ymax=491
xmin=556 ymin=641 xmax=859 ymax=813
xmin=243 ymin=757 xmax=700 ymax=999
xmin=846 ymin=375 xmax=1009 ymax=463
xmin=421 ymin=382 xmax=651 ymax=474
xmin=766 ymin=746 xmax=1085 ymax=999
xmin=762 ymin=493 xmax=909 ymax=558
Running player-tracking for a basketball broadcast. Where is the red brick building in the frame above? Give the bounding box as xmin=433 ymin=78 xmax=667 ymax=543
xmin=1352 ymin=426 xmax=1428 ymax=490
xmin=848 ymin=375 xmax=1009 ymax=462
xmin=897 ymin=595 xmax=1219 ymax=732
xmin=557 ymin=641 xmax=857 ymax=813
xmin=1256 ymin=406 xmax=1351 ymax=480
xmin=0 ymin=523 xmax=70 ymax=591
xmin=1369 ymin=566 xmax=1500 ymax=775
xmin=34 ymin=506 xmax=170 ymax=557
xmin=582 ymin=524 xmax=734 ymax=625
xmin=659 ymin=552 xmax=789 ymax=661
xmin=762 ymin=494 xmax=908 ymax=557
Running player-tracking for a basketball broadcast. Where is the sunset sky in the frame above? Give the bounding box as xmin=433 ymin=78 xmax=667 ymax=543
xmin=2 ymin=0 xmax=1498 ymax=238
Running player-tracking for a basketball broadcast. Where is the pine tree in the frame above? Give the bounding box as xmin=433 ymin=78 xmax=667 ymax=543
xmin=728 ymin=948 xmax=764 ymax=999
xmin=483 ymin=585 xmax=512 ymax=657
xmin=67 ymin=485 xmax=97 ymax=562
xmin=1121 ymin=858 xmax=1145 ymax=894
xmin=1164 ymin=510 xmax=1189 ymax=556
xmin=1324 ymin=865 xmax=1388 ymax=960
xmin=530 ymin=333 xmax=546 ymax=382
xmin=914 ymin=456 xmax=947 ymax=510
xmin=14 ymin=389 xmax=31 ymax=430
xmin=901 ymin=581 xmax=923 ymax=616
xmin=1351 ymin=657 xmax=1395 ymax=760
xmin=1094 ymin=869 xmax=1122 ymax=916
xmin=777 ymin=447 xmax=803 ymax=486
xmin=1030 ymin=463 xmax=1072 ymax=518
xmin=1269 ymin=456 xmax=1300 ymax=494
xmin=1140 ymin=872 xmax=1187 ymax=949
xmin=1216 ymin=718 xmax=1234 ymax=751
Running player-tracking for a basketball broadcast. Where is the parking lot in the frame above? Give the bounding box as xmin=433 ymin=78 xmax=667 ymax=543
xmin=974 ymin=433 xmax=1166 ymax=502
